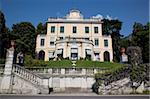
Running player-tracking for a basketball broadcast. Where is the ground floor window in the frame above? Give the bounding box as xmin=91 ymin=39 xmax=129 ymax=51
xmin=71 ymin=48 xmax=78 ymax=60
xmin=85 ymin=49 xmax=91 ymax=60
xmin=56 ymin=49 xmax=63 ymax=59
xmin=94 ymin=53 xmax=100 ymax=60
xmin=49 ymin=52 xmax=54 ymax=60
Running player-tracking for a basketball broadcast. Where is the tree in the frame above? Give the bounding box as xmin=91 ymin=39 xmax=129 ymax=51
xmin=36 ymin=22 xmax=47 ymax=35
xmin=11 ymin=22 xmax=36 ymax=57
xmin=102 ymin=19 xmax=123 ymax=62
xmin=130 ymin=22 xmax=149 ymax=63
xmin=0 ymin=11 xmax=12 ymax=58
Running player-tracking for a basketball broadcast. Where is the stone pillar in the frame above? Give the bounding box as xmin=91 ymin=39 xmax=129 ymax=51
xmin=61 ymin=69 xmax=65 ymax=75
xmin=82 ymin=69 xmax=86 ymax=75
xmin=0 ymin=41 xmax=15 ymax=93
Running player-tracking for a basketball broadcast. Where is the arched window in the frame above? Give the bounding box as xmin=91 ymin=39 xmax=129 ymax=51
xmin=38 ymin=50 xmax=45 ymax=60
xmin=104 ymin=51 xmax=110 ymax=61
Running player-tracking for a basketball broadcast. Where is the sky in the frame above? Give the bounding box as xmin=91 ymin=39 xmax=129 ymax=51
xmin=0 ymin=0 xmax=149 ymax=36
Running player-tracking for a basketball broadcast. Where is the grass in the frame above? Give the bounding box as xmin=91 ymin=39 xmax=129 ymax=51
xmin=25 ymin=58 xmax=123 ymax=70
xmin=76 ymin=60 xmax=123 ymax=69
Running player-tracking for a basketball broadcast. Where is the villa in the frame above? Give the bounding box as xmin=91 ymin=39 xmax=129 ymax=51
xmin=36 ymin=9 xmax=113 ymax=61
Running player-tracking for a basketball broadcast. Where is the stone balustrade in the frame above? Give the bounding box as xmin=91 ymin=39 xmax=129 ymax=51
xmin=0 ymin=64 xmax=5 ymax=75
xmin=12 ymin=64 xmax=45 ymax=86
xmin=25 ymin=67 xmax=108 ymax=76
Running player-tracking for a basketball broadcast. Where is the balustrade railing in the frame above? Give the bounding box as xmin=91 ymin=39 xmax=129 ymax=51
xmin=12 ymin=64 xmax=45 ymax=86
xmin=0 ymin=64 xmax=5 ymax=75
xmin=25 ymin=67 xmax=109 ymax=76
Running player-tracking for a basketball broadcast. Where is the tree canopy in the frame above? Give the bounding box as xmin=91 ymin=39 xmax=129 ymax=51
xmin=11 ymin=22 xmax=36 ymax=57
xmin=120 ymin=22 xmax=149 ymax=63
xmin=0 ymin=11 xmax=12 ymax=58
xmin=131 ymin=22 xmax=149 ymax=63
xmin=102 ymin=19 xmax=123 ymax=62
xmin=36 ymin=22 xmax=47 ymax=35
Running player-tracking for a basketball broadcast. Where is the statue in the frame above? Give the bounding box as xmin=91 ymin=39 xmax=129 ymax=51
xmin=127 ymin=46 xmax=142 ymax=66
xmin=120 ymin=47 xmax=128 ymax=64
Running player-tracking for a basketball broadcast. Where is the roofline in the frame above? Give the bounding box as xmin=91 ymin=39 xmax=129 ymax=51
xmin=46 ymin=20 xmax=103 ymax=24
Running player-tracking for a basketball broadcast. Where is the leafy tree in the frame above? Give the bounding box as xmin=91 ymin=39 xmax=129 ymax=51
xmin=130 ymin=22 xmax=149 ymax=63
xmin=36 ymin=22 xmax=47 ymax=34
xmin=0 ymin=11 xmax=12 ymax=58
xmin=102 ymin=19 xmax=123 ymax=62
xmin=11 ymin=22 xmax=36 ymax=57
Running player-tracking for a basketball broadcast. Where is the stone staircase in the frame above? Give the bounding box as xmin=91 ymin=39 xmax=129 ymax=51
xmin=98 ymin=78 xmax=132 ymax=95
xmin=11 ymin=64 xmax=49 ymax=94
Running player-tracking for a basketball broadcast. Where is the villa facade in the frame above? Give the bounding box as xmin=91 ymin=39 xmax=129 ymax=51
xmin=36 ymin=10 xmax=113 ymax=61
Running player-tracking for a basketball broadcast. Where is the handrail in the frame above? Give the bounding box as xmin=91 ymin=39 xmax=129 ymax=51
xmin=12 ymin=64 xmax=47 ymax=86
xmin=0 ymin=64 xmax=5 ymax=75
xmin=25 ymin=67 xmax=109 ymax=75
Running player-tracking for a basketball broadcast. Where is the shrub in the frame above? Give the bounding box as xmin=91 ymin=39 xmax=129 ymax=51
xmin=0 ymin=59 xmax=5 ymax=64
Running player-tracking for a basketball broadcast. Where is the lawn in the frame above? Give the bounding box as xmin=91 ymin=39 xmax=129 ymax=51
xmin=25 ymin=58 xmax=124 ymax=70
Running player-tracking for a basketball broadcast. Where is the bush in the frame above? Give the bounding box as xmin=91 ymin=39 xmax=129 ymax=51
xmin=142 ymin=90 xmax=150 ymax=94
xmin=24 ymin=54 xmax=34 ymax=67
xmin=0 ymin=59 xmax=5 ymax=64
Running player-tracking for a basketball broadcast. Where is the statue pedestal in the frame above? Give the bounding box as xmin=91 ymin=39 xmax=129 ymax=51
xmin=0 ymin=49 xmax=14 ymax=93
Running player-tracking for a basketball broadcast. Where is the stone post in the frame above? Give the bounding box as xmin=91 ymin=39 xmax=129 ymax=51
xmin=0 ymin=41 xmax=15 ymax=93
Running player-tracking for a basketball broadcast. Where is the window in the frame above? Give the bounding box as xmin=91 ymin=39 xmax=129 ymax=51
xmin=104 ymin=39 xmax=108 ymax=47
xmin=60 ymin=26 xmax=64 ymax=33
xmin=50 ymin=37 xmax=55 ymax=47
xmin=94 ymin=27 xmax=98 ymax=33
xmin=73 ymin=26 xmax=77 ymax=33
xmin=50 ymin=41 xmax=54 ymax=46
xmin=48 ymin=52 xmax=54 ymax=60
xmin=95 ymin=53 xmax=100 ymax=60
xmin=59 ymin=37 xmax=63 ymax=40
xmin=94 ymin=38 xmax=99 ymax=46
xmin=85 ymin=27 xmax=89 ymax=33
xmin=51 ymin=26 xmax=55 ymax=33
xmin=85 ymin=38 xmax=89 ymax=40
xmin=40 ymin=39 xmax=45 ymax=46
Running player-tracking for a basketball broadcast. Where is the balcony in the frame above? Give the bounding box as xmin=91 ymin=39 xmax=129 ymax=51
xmin=55 ymin=37 xmax=93 ymax=45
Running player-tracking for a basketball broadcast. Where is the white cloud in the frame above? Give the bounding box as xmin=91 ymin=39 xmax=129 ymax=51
xmin=106 ymin=15 xmax=118 ymax=20
xmin=106 ymin=15 xmax=112 ymax=20
xmin=92 ymin=14 xmax=103 ymax=19
xmin=92 ymin=14 xmax=118 ymax=20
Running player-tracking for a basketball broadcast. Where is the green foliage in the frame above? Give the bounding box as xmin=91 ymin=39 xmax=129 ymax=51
xmin=0 ymin=11 xmax=12 ymax=58
xmin=36 ymin=22 xmax=47 ymax=34
xmin=95 ymin=65 xmax=130 ymax=85
xmin=142 ymin=90 xmax=150 ymax=94
xmin=0 ymin=58 xmax=5 ymax=64
xmin=11 ymin=22 xmax=36 ymax=57
xmin=130 ymin=22 xmax=149 ymax=63
xmin=76 ymin=60 xmax=123 ymax=69
xmin=130 ymin=64 xmax=149 ymax=90
xmin=102 ymin=19 xmax=123 ymax=62
xmin=24 ymin=55 xmax=72 ymax=68
xmin=24 ymin=58 xmax=123 ymax=69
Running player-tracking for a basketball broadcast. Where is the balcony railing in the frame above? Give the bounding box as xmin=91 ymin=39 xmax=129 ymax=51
xmin=56 ymin=38 xmax=93 ymax=45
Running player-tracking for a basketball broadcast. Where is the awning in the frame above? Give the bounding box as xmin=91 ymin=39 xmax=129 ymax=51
xmin=49 ymin=52 xmax=54 ymax=58
xmin=56 ymin=49 xmax=63 ymax=54
xmin=86 ymin=50 xmax=92 ymax=55
xmin=71 ymin=48 xmax=78 ymax=53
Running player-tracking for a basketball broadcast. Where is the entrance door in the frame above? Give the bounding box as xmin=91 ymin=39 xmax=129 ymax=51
xmin=38 ymin=50 xmax=45 ymax=60
xmin=104 ymin=51 xmax=110 ymax=61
